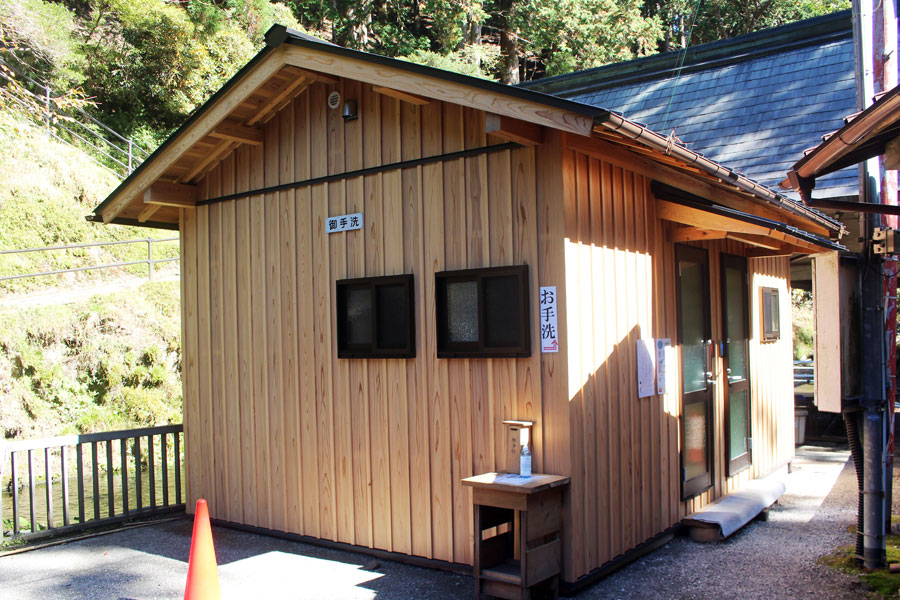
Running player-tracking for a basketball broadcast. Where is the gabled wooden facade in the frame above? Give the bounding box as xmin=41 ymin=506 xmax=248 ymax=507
xmin=92 ymin=26 xmax=845 ymax=585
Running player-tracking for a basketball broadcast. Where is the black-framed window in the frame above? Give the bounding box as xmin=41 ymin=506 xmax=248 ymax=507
xmin=435 ymin=265 xmax=530 ymax=358
xmin=761 ymin=286 xmax=780 ymax=341
xmin=336 ymin=274 xmax=414 ymax=358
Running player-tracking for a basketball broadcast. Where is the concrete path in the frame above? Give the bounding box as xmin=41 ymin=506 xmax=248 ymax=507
xmin=0 ymin=445 xmax=869 ymax=599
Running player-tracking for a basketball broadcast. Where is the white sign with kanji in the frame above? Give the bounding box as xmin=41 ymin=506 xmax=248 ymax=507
xmin=539 ymin=286 xmax=559 ymax=353
xmin=325 ymin=212 xmax=364 ymax=234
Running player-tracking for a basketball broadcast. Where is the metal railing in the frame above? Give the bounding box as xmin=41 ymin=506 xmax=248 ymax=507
xmin=0 ymin=57 xmax=150 ymax=175
xmin=0 ymin=237 xmax=179 ymax=283
xmin=793 ymin=360 xmax=814 ymax=387
xmin=1 ymin=425 xmax=184 ymax=542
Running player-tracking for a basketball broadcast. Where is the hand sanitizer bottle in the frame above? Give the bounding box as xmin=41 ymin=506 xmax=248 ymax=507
xmin=519 ymin=429 xmax=532 ymax=477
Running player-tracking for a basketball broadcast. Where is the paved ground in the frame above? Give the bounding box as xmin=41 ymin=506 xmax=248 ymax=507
xmin=0 ymin=444 xmax=874 ymax=599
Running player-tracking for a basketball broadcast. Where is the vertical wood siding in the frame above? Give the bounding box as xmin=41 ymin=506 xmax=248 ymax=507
xmin=179 ymin=83 xmax=798 ymax=580
xmin=181 ymin=81 xmax=544 ymax=566
xmin=559 ymin=146 xmax=797 ymax=580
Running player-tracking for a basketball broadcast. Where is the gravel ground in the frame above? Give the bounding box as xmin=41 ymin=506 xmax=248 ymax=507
xmin=573 ymin=444 xmax=867 ymax=600
xmin=0 ymin=444 xmax=878 ymax=599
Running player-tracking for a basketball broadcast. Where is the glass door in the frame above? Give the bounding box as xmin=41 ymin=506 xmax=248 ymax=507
xmin=676 ymin=245 xmax=714 ymax=499
xmin=722 ymin=254 xmax=751 ymax=475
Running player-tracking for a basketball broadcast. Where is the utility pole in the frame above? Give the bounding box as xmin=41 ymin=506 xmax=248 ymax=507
xmin=852 ymin=0 xmax=898 ymax=570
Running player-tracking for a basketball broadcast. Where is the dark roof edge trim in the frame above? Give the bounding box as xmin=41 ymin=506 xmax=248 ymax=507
xmin=652 ymin=182 xmax=845 ymax=252
xmin=593 ymin=112 xmax=845 ymax=235
xmin=85 ymin=215 xmax=180 ymax=231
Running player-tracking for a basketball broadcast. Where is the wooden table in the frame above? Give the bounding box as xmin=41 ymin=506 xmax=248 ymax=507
xmin=462 ymin=472 xmax=570 ymax=600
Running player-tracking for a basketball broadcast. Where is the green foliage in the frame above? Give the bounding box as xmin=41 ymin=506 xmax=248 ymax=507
xmin=404 ymin=43 xmax=500 ymax=79
xmin=0 ymin=0 xmax=85 ymax=90
xmin=644 ymin=0 xmax=851 ymax=51
xmin=792 ymin=288 xmax=814 ymax=361
xmin=0 ymin=280 xmax=183 ymax=440
xmin=519 ymin=0 xmax=662 ymax=77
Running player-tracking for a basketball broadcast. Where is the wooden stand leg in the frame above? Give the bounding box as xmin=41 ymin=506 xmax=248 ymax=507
xmin=474 ymin=503 xmax=482 ymax=599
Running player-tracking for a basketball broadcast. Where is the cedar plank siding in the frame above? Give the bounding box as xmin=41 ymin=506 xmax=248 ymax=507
xmin=181 ymin=80 xmax=545 ymax=565
xmin=180 ymin=78 xmax=797 ymax=581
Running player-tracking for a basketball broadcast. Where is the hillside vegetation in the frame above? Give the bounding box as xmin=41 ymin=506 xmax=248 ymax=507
xmin=0 ymin=109 xmax=178 ymax=294
xmin=0 ymin=280 xmax=182 ymax=440
xmin=0 ymin=109 xmax=183 ymax=440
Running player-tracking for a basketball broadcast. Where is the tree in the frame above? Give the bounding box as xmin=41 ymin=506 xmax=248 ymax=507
xmin=643 ymin=0 xmax=851 ymax=51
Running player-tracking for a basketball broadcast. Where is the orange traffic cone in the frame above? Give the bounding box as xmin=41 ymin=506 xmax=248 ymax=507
xmin=184 ymin=499 xmax=222 ymax=600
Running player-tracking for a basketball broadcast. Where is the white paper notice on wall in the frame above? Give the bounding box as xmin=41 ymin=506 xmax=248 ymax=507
xmin=656 ymin=338 xmax=670 ymax=395
xmin=637 ymin=338 xmax=655 ymax=397
xmin=539 ymin=286 xmax=559 ymax=353
xmin=325 ymin=212 xmax=363 ymax=234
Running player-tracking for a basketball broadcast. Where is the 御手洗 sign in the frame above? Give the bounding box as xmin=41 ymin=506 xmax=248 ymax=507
xmin=539 ymin=286 xmax=559 ymax=353
xmin=325 ymin=213 xmax=363 ymax=234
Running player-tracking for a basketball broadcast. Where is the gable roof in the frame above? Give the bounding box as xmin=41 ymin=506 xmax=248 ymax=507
xmin=89 ymin=24 xmax=843 ymax=246
xmin=521 ymin=10 xmax=858 ymax=200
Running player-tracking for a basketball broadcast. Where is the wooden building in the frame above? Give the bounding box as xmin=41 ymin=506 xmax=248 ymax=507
xmin=91 ymin=26 xmax=845 ymax=587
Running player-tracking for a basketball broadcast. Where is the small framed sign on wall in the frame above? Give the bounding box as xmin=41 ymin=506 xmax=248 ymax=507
xmin=761 ymin=287 xmax=780 ymax=341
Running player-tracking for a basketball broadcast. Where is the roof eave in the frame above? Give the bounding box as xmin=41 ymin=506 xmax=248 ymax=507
xmin=593 ymin=112 xmax=846 ymax=236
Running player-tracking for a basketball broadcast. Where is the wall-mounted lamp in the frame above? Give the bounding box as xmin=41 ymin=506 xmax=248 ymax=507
xmin=342 ymin=99 xmax=358 ymax=121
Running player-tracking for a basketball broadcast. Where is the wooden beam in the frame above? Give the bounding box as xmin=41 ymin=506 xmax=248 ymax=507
xmin=181 ymin=140 xmax=238 ymax=183
xmin=143 ymin=181 xmax=199 ymax=207
xmin=137 ymin=203 xmax=162 ymax=223
xmin=656 ymin=199 xmax=772 ymax=236
xmin=725 ymin=232 xmax=784 ymax=250
xmin=294 ymin=67 xmax=338 ymax=84
xmin=746 ymin=247 xmax=796 ymax=258
xmin=100 ymin=50 xmax=286 ymax=222
xmin=565 ymin=133 xmax=834 ymax=237
xmin=372 ymin=85 xmax=430 ymax=105
xmin=282 ymin=45 xmax=595 ymax=137
xmin=885 ymin=135 xmax=900 ymax=170
xmin=485 ymin=113 xmax=544 ymax=146
xmin=667 ymin=228 xmax=727 ymax=243
xmin=246 ymin=69 xmax=309 ymax=126
xmin=210 ymin=121 xmax=263 ymax=146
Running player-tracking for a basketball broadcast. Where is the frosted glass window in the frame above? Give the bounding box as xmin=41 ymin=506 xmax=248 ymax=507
xmin=684 ymin=400 xmax=709 ymax=481
xmin=446 ymin=281 xmax=479 ymax=342
xmin=729 ymin=390 xmax=749 ymax=461
xmin=346 ymin=288 xmax=372 ymax=345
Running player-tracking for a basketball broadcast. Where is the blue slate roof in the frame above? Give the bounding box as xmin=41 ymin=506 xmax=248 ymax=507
xmin=521 ymin=10 xmax=858 ymax=200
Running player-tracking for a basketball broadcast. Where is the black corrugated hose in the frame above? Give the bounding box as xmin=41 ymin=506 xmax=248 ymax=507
xmin=844 ymin=411 xmax=865 ymax=564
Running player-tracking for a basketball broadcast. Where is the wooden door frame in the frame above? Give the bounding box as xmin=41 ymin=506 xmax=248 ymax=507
xmin=721 ymin=253 xmax=752 ymax=476
xmin=675 ymin=244 xmax=714 ymax=500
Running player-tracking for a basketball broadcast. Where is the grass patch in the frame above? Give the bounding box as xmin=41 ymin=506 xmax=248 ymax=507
xmin=818 ymin=521 xmax=900 ymax=598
